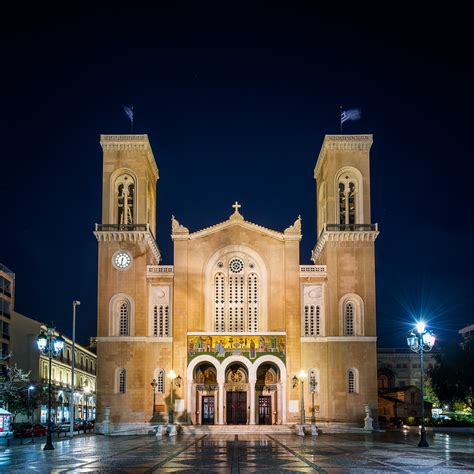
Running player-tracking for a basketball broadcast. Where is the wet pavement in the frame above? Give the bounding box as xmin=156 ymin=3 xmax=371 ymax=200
xmin=1 ymin=430 xmax=473 ymax=472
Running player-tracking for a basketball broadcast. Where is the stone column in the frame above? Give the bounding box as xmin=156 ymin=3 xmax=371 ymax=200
xmin=218 ymin=382 xmax=224 ymax=425
xmin=281 ymin=381 xmax=287 ymax=424
xmin=276 ymin=383 xmax=281 ymax=424
xmin=186 ymin=379 xmax=193 ymax=424
xmin=249 ymin=377 xmax=256 ymax=425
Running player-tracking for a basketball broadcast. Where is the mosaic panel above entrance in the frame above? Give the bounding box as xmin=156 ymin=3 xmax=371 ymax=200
xmin=187 ymin=335 xmax=286 ymax=363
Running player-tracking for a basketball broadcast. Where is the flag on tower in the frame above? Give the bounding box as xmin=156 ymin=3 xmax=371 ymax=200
xmin=123 ymin=105 xmax=134 ymax=124
xmin=341 ymin=108 xmax=361 ymax=124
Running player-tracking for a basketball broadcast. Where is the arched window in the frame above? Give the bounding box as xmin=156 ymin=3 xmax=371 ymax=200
xmin=214 ymin=273 xmax=225 ymax=331
xmin=154 ymin=368 xmax=165 ymax=394
xmin=212 ymin=255 xmax=261 ymax=332
xmin=115 ymin=174 xmax=135 ymax=225
xmin=344 ymin=302 xmax=354 ymax=336
xmin=347 ymin=368 xmax=358 ymax=394
xmin=109 ymin=294 xmax=135 ymax=337
xmin=336 ymin=168 xmax=363 ymax=226
xmin=339 ymin=294 xmax=364 ymax=336
xmin=119 ymin=301 xmax=130 ymax=336
xmin=248 ymin=273 xmax=258 ymax=332
xmin=118 ymin=368 xmax=126 ymax=394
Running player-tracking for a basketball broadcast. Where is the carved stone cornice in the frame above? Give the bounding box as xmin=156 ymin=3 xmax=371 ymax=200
xmin=171 ymin=215 xmax=190 ymax=240
xmin=94 ymin=223 xmax=161 ymax=264
xmin=176 ymin=215 xmax=302 ymax=242
xmin=311 ymin=227 xmax=379 ymax=263
xmin=314 ymin=134 xmax=373 ymax=178
xmin=100 ymin=134 xmax=159 ymax=180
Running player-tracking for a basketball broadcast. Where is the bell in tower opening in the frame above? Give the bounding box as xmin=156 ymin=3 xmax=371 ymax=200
xmin=116 ymin=174 xmax=135 ymax=225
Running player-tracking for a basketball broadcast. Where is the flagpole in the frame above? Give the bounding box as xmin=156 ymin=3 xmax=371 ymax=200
xmin=131 ymin=106 xmax=134 ymax=134
xmin=340 ymin=105 xmax=342 ymax=134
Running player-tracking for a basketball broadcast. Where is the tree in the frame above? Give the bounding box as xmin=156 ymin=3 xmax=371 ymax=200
xmin=0 ymin=365 xmax=31 ymax=420
xmin=429 ymin=340 xmax=474 ymax=410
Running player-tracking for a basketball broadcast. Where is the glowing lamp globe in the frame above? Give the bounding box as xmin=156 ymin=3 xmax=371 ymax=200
xmin=36 ymin=333 xmax=47 ymax=351
xmin=416 ymin=321 xmax=426 ymax=334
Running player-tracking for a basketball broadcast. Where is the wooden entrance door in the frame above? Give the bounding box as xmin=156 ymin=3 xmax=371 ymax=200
xmin=258 ymin=396 xmax=272 ymax=424
xmin=226 ymin=392 xmax=247 ymax=424
xmin=201 ymin=396 xmax=215 ymax=425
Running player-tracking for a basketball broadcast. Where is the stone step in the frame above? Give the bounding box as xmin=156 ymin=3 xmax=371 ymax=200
xmin=181 ymin=424 xmax=294 ymax=435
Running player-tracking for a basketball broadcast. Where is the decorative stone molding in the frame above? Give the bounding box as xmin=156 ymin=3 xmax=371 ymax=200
xmin=284 ymin=216 xmax=302 ymax=236
xmin=311 ymin=224 xmax=379 ymax=263
xmin=147 ymin=265 xmax=174 ymax=277
xmin=96 ymin=336 xmax=173 ymax=343
xmin=94 ymin=223 xmax=161 ymax=264
xmin=300 ymin=265 xmax=327 ymax=277
xmin=171 ymin=215 xmax=189 ymax=239
xmin=100 ymin=134 xmax=159 ymax=180
xmin=300 ymin=336 xmax=377 ymax=342
xmin=314 ymin=134 xmax=373 ymax=178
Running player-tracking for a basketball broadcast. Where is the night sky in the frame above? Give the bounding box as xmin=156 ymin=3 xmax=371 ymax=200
xmin=1 ymin=13 xmax=472 ymax=347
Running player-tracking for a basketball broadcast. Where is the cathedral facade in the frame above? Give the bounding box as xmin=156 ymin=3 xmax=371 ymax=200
xmin=94 ymin=134 xmax=379 ymax=432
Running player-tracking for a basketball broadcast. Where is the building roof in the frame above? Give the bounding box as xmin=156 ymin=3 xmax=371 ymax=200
xmin=0 ymin=263 xmax=14 ymax=277
xmin=459 ymin=324 xmax=474 ymax=335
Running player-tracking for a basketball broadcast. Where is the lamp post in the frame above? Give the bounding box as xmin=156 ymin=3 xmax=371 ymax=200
xmin=69 ymin=300 xmax=80 ymax=438
xmin=27 ymin=385 xmax=35 ymax=424
xmin=83 ymin=385 xmax=91 ymax=421
xmin=36 ymin=325 xmax=65 ymax=451
xmin=406 ymin=321 xmax=436 ymax=448
xmin=167 ymin=370 xmax=182 ymax=424
xmin=292 ymin=369 xmax=307 ymax=425
xmin=150 ymin=379 xmax=158 ymax=418
xmin=309 ymin=375 xmax=318 ymax=424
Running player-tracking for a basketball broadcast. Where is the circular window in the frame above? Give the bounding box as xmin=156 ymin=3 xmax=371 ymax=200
xmin=229 ymin=258 xmax=244 ymax=273
xmin=217 ymin=262 xmax=224 ymax=268
xmin=112 ymin=251 xmax=132 ymax=270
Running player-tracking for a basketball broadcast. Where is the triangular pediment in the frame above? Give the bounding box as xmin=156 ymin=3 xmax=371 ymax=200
xmin=171 ymin=203 xmax=301 ymax=242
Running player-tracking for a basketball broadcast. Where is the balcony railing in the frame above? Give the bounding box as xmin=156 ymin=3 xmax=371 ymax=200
xmin=325 ymin=224 xmax=378 ymax=232
xmin=300 ymin=265 xmax=327 ymax=276
xmin=147 ymin=265 xmax=174 ymax=274
xmin=95 ymin=224 xmax=149 ymax=232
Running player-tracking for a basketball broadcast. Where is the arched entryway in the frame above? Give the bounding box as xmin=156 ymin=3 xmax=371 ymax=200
xmin=186 ymin=354 xmax=287 ymax=425
xmin=224 ymin=363 xmax=249 ymax=424
xmin=194 ymin=362 xmax=218 ymax=425
xmin=186 ymin=356 xmax=220 ymax=425
xmin=255 ymin=363 xmax=280 ymax=425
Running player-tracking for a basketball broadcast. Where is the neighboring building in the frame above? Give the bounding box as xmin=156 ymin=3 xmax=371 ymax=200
xmin=94 ymin=134 xmax=379 ymax=432
xmin=459 ymin=324 xmax=474 ymax=345
xmin=377 ymin=347 xmax=436 ymax=390
xmin=378 ymin=386 xmax=432 ymax=423
xmin=0 ymin=264 xmax=14 ymax=377
xmin=10 ymin=311 xmax=96 ymax=423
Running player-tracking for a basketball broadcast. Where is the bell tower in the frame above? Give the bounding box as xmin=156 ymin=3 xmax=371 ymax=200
xmin=94 ymin=135 xmax=161 ymax=428
xmin=99 ymin=134 xmax=159 ymax=235
xmin=311 ymin=134 xmax=379 ymax=423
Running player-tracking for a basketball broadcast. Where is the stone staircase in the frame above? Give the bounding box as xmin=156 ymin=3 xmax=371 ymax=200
xmin=181 ymin=424 xmax=295 ymax=435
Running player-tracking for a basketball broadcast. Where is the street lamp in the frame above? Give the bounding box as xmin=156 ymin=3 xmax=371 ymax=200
xmin=83 ymin=384 xmax=91 ymax=421
xmin=292 ymin=369 xmax=307 ymax=425
xmin=27 ymin=385 xmax=35 ymax=424
xmin=69 ymin=300 xmax=80 ymax=438
xmin=167 ymin=370 xmax=182 ymax=424
xmin=309 ymin=373 xmax=318 ymax=424
xmin=406 ymin=321 xmax=436 ymax=447
xmin=150 ymin=379 xmax=158 ymax=417
xmin=36 ymin=325 xmax=65 ymax=450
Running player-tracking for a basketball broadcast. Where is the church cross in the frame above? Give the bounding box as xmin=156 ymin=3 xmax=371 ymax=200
xmin=232 ymin=201 xmax=241 ymax=213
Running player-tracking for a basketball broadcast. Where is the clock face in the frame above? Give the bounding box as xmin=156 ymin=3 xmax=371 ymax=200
xmin=113 ymin=251 xmax=132 ymax=270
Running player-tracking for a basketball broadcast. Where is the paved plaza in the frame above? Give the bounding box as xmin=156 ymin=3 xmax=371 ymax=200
xmin=1 ymin=431 xmax=473 ymax=473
